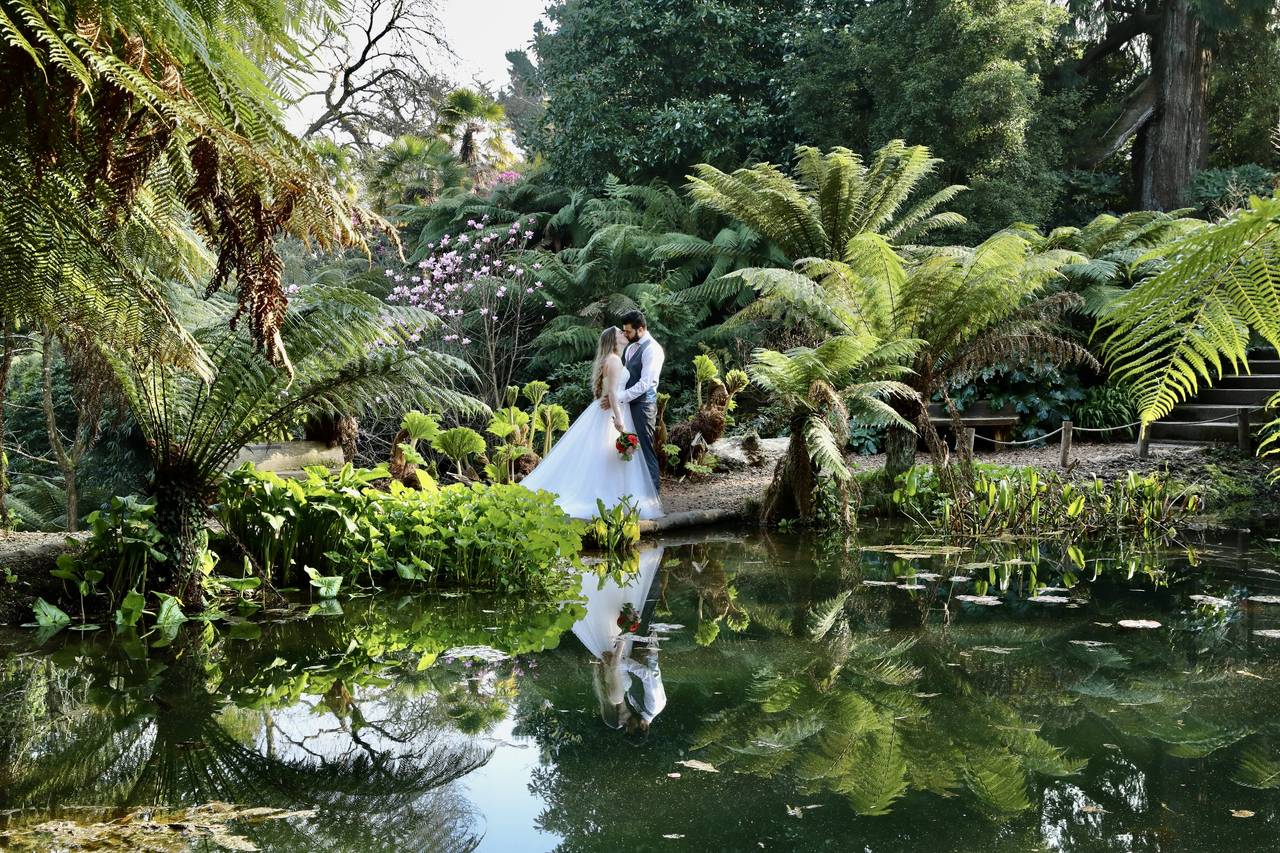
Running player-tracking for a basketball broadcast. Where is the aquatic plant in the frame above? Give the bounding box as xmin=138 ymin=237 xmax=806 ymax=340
xmin=887 ymin=464 xmax=1198 ymax=539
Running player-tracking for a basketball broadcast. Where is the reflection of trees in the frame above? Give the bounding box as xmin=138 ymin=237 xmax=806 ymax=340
xmin=692 ymin=594 xmax=1083 ymax=817
xmin=0 ymin=621 xmax=493 ymax=851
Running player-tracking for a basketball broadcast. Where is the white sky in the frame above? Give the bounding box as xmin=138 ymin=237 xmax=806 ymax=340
xmin=438 ymin=0 xmax=550 ymax=90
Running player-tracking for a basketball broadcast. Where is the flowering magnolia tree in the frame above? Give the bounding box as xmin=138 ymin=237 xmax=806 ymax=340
xmin=386 ymin=215 xmax=552 ymax=406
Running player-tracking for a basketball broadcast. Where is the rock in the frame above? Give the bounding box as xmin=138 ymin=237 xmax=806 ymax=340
xmin=710 ymin=435 xmax=788 ymax=471
xmin=0 ymin=531 xmax=89 ymax=624
xmin=225 ymin=441 xmax=343 ymax=475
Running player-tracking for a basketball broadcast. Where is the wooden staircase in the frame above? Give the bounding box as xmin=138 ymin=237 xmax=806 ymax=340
xmin=1145 ymin=356 xmax=1280 ymax=446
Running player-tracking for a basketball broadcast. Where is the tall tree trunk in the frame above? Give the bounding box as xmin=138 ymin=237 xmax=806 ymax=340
xmin=1138 ymin=0 xmax=1211 ymax=209
xmin=0 ymin=319 xmax=12 ymax=529
xmin=40 ymin=331 xmax=79 ymax=532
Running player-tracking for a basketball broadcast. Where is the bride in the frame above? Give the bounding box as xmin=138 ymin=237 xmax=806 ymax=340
xmin=520 ymin=327 xmax=664 ymax=520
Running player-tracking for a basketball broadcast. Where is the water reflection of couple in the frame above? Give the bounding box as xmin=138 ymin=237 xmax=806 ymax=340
xmin=573 ymin=546 xmax=667 ymax=735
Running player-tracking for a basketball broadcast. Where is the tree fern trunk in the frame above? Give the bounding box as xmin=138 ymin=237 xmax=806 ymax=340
xmin=1138 ymin=0 xmax=1211 ymax=209
xmin=152 ymin=472 xmax=209 ymax=609
xmin=761 ymin=427 xmax=814 ymax=525
xmin=883 ymin=426 xmax=915 ymax=481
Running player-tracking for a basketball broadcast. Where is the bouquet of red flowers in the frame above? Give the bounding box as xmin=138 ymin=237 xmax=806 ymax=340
xmin=617 ymin=603 xmax=641 ymax=633
xmin=615 ymin=432 xmax=640 ymax=461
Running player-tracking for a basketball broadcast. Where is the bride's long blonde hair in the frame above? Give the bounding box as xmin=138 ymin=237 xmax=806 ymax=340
xmin=592 ymin=326 xmax=623 ymax=399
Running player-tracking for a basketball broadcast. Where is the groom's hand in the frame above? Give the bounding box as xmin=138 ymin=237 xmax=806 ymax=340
xmin=599 ymin=395 xmax=611 ymax=410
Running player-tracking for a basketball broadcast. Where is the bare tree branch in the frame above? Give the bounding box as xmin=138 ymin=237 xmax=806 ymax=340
xmin=293 ymin=0 xmax=453 ymax=149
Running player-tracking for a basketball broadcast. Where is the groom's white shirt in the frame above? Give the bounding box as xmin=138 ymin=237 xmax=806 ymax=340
xmin=618 ymin=331 xmax=665 ymax=404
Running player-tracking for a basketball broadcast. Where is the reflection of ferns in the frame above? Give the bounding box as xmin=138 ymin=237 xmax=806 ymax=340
xmin=694 ymin=600 xmax=1083 ymax=819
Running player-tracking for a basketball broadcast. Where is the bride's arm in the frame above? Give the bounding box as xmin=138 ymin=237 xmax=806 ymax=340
xmin=606 ymin=360 xmax=627 ymax=432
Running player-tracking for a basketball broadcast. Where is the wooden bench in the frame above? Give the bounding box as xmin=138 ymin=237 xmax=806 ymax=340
xmin=927 ymin=401 xmax=1019 ymax=446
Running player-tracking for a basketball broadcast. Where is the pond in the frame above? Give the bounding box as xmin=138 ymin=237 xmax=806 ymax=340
xmin=3 ymin=525 xmax=1280 ymax=852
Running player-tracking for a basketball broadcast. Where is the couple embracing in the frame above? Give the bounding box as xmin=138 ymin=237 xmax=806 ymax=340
xmin=521 ymin=310 xmax=665 ymax=520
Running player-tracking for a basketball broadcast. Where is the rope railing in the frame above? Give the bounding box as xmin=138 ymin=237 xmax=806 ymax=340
xmin=955 ymin=404 xmax=1271 ymax=466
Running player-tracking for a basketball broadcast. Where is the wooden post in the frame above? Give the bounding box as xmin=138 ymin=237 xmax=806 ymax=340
xmin=1137 ymin=424 xmax=1150 ymax=460
xmin=961 ymin=427 xmax=976 ymax=458
xmin=1238 ymin=407 xmax=1252 ymax=454
xmin=1059 ymin=420 xmax=1073 ymax=467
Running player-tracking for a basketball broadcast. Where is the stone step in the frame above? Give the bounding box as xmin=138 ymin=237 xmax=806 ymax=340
xmin=1147 ymin=421 xmax=1246 ymax=443
xmin=1165 ymin=404 xmax=1271 ymax=424
xmin=1212 ymin=374 xmax=1280 ymax=390
xmin=1195 ymin=387 xmax=1279 ymax=406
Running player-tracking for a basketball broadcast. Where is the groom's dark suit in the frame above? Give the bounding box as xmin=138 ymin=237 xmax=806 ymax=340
xmin=623 ymin=338 xmax=661 ymax=492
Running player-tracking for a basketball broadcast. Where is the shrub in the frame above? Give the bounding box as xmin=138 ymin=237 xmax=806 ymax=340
xmin=373 ymin=481 xmax=583 ymax=593
xmin=214 ymin=464 xmax=582 ymax=596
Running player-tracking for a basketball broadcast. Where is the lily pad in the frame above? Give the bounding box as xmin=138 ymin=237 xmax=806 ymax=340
xmin=954 ymin=594 xmax=1001 ymax=606
xmin=861 ymin=580 xmax=897 ymax=587
xmin=1028 ymin=595 xmax=1071 ymax=604
xmin=1189 ymin=594 xmax=1233 ymax=608
xmin=1117 ymin=619 xmax=1162 ymax=629
xmin=1247 ymin=595 xmax=1280 ymax=605
xmin=676 ymin=759 xmax=718 ymax=773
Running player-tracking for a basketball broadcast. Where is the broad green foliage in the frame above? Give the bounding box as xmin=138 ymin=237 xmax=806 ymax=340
xmin=529 ymin=0 xmax=805 ymax=185
xmin=215 ymin=464 xmax=584 ymax=595
xmin=785 ymin=0 xmax=1075 ymax=237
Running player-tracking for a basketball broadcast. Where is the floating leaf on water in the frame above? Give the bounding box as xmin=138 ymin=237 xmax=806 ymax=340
xmin=1037 ymin=587 xmax=1069 ymax=594
xmin=442 ymin=645 xmax=510 ymax=663
xmin=948 ymin=576 xmax=972 ymax=583
xmin=1253 ymin=630 xmax=1280 ymax=639
xmin=862 ymin=580 xmax=897 ymax=587
xmin=954 ymin=594 xmax=1001 ymax=606
xmin=1028 ymin=596 xmax=1070 ymax=604
xmin=1117 ymin=619 xmax=1162 ymax=629
xmin=973 ymin=646 xmax=1015 ymax=654
xmin=910 ymin=572 xmax=942 ymax=581
xmin=1002 ymin=559 xmax=1034 ymax=566
xmin=1247 ymin=595 xmax=1280 ymax=605
xmin=1069 ymin=640 xmax=1113 ymax=648
xmin=897 ymin=583 xmax=927 ymax=591
xmin=676 ymin=759 xmax=718 ymax=773
xmin=862 ymin=544 xmax=966 ymax=556
xmin=1231 ymin=809 xmax=1255 ymax=818
xmin=650 ymin=623 xmax=685 ymax=632
xmin=890 ymin=552 xmax=937 ymax=560
xmin=1189 ymin=595 xmax=1233 ymax=608
xmin=960 ymin=562 xmax=996 ymax=571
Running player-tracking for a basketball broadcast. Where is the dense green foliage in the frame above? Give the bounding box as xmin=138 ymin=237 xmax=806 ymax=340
xmin=216 ymin=464 xmax=584 ymax=595
xmin=884 ymin=464 xmax=1197 ymax=539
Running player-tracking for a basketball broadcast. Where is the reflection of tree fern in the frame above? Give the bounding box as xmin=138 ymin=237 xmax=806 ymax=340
xmin=962 ymin=749 xmax=1032 ymax=816
xmin=1232 ymin=743 xmax=1280 ymax=789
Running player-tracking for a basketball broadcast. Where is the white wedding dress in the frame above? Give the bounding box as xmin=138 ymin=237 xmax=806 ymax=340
xmin=521 ymin=354 xmax=663 ymax=520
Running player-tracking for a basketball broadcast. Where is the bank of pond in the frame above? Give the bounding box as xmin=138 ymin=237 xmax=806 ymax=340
xmin=3 ymin=526 xmax=1280 ymax=851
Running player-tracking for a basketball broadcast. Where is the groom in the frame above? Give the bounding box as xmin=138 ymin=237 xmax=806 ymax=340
xmin=601 ymin=310 xmax=664 ymax=492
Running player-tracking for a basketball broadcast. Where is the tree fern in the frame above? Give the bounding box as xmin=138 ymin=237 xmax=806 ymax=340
xmin=1096 ymin=193 xmax=1280 ymax=424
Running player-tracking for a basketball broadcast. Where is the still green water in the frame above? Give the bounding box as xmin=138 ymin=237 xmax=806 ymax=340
xmin=4 ymin=526 xmax=1280 ymax=852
